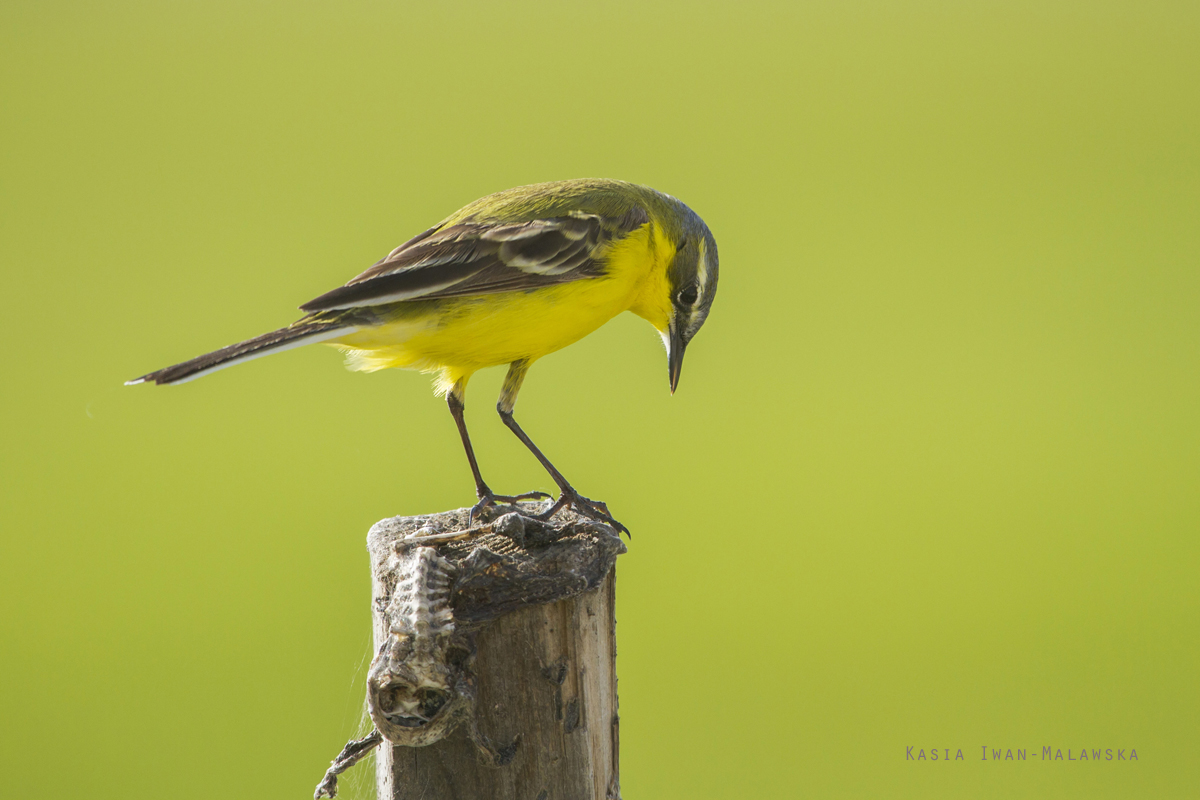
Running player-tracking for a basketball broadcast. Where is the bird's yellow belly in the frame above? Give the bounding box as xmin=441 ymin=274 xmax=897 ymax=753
xmin=329 ymin=268 xmax=643 ymax=389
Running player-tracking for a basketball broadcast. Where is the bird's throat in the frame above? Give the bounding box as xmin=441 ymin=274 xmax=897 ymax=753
xmin=625 ymin=221 xmax=675 ymax=334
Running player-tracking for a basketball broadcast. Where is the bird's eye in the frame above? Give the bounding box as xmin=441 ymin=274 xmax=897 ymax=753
xmin=678 ymin=285 xmax=699 ymax=306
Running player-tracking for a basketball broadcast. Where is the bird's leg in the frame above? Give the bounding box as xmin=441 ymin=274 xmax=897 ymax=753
xmin=497 ymin=408 xmax=629 ymax=535
xmin=446 ymin=385 xmax=489 ymax=498
xmin=446 ymin=382 xmax=547 ymax=525
xmin=497 ymin=361 xmax=629 ymax=536
xmin=314 ymin=729 xmax=382 ymax=799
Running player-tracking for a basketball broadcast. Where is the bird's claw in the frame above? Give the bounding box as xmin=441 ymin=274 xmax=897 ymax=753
xmin=539 ymin=488 xmax=630 ymax=537
xmin=469 ymin=490 xmax=552 ymax=525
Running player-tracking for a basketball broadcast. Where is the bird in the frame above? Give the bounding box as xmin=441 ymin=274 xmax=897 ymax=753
xmin=127 ymin=178 xmax=719 ymax=533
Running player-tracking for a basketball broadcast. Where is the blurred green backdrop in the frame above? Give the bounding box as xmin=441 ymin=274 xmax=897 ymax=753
xmin=2 ymin=1 xmax=1197 ymax=798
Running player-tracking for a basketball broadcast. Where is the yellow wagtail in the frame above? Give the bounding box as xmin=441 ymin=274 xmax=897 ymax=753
xmin=128 ymin=179 xmax=719 ymax=532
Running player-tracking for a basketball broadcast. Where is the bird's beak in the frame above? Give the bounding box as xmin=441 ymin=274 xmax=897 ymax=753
xmin=668 ymin=325 xmax=687 ymax=395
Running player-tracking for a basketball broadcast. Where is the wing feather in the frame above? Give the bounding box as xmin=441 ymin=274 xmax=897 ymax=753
xmin=300 ymin=208 xmax=648 ymax=312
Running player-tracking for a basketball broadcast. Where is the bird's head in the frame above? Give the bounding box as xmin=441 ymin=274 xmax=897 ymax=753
xmin=663 ymin=214 xmax=719 ymax=394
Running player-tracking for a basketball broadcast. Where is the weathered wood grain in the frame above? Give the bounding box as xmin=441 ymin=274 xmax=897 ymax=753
xmin=366 ymin=505 xmax=623 ymax=800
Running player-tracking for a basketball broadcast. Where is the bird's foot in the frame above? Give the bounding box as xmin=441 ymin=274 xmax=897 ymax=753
xmin=469 ymin=489 xmax=551 ymax=525
xmin=539 ymin=487 xmax=630 ymax=537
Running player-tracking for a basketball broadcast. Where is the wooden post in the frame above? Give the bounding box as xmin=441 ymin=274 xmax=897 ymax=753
xmin=316 ymin=504 xmax=624 ymax=800
xmin=380 ymin=566 xmax=620 ymax=799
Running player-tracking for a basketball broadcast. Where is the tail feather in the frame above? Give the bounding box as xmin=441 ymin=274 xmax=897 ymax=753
xmin=127 ymin=321 xmax=354 ymax=386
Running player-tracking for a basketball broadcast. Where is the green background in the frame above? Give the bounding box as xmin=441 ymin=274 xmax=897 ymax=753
xmin=2 ymin=2 xmax=1197 ymax=798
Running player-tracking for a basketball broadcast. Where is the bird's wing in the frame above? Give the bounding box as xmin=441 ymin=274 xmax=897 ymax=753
xmin=300 ymin=207 xmax=650 ymax=313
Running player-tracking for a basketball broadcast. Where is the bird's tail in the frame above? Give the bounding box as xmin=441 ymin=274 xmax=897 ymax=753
xmin=126 ymin=320 xmax=356 ymax=386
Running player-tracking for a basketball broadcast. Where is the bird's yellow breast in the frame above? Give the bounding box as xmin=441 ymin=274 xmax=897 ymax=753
xmin=329 ymin=222 xmax=675 ymax=393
